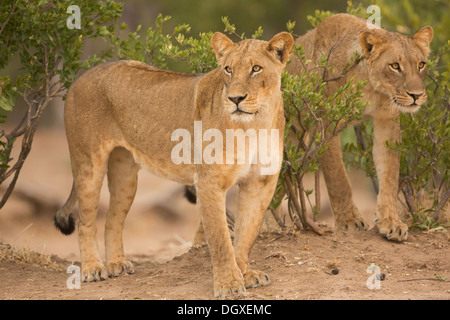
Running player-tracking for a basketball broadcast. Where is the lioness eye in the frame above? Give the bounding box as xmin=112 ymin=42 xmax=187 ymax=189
xmin=390 ymin=63 xmax=400 ymax=71
xmin=252 ymin=65 xmax=262 ymax=73
xmin=418 ymin=61 xmax=426 ymax=69
xmin=224 ymin=66 xmax=232 ymax=74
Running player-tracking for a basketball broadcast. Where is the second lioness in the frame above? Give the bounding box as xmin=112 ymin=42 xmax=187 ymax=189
xmin=54 ymin=32 xmax=294 ymax=297
xmin=286 ymin=14 xmax=433 ymax=241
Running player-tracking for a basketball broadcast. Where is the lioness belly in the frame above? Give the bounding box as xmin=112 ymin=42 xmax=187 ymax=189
xmin=120 ymin=140 xmax=196 ymax=185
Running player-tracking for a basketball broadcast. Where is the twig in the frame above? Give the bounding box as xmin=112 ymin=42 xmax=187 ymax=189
xmin=432 ymin=189 xmax=450 ymax=220
xmin=397 ymin=278 xmax=449 ymax=283
xmin=341 ymin=244 xmax=359 ymax=255
xmin=0 ymin=1 xmax=16 ymax=35
xmin=323 ymin=58 xmax=362 ymax=83
xmin=288 ymin=200 xmax=304 ymax=230
xmin=319 ymin=35 xmax=363 ymax=83
xmin=399 ymin=157 xmax=437 ymax=215
xmin=287 ymin=188 xmax=304 ymax=230
xmin=296 ymin=173 xmax=309 ymax=224
xmin=320 ymin=37 xmax=347 ymax=81
xmin=401 ymin=183 xmax=416 ymax=215
xmin=314 ymin=170 xmax=320 ymax=222
xmin=270 ymin=208 xmax=287 ymax=230
xmin=354 ymin=124 xmax=379 ymax=194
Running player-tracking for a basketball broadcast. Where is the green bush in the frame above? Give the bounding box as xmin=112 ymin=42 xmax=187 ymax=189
xmin=0 ymin=0 xmax=123 ymax=207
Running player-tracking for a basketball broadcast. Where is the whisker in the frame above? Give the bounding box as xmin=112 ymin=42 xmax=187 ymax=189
xmin=381 ymin=98 xmax=397 ymax=116
xmin=390 ymin=100 xmax=398 ymax=115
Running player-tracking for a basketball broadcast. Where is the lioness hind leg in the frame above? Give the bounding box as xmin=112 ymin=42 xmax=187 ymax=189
xmin=183 ymin=186 xmax=208 ymax=246
xmin=320 ymin=136 xmax=369 ymax=230
xmin=105 ymin=147 xmax=139 ymax=277
xmin=73 ymin=150 xmax=110 ymax=282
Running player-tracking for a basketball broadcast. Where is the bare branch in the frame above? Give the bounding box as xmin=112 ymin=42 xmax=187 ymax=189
xmin=270 ymin=207 xmax=287 ymax=230
xmin=283 ymin=171 xmax=324 ymax=235
xmin=431 ymin=189 xmax=449 ymax=220
xmin=314 ymin=170 xmax=321 ymax=222
xmin=0 ymin=49 xmax=55 ymax=209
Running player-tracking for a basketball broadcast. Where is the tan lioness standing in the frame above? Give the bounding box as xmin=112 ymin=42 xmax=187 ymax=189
xmin=286 ymin=14 xmax=433 ymax=241
xmin=54 ymin=32 xmax=294 ymax=297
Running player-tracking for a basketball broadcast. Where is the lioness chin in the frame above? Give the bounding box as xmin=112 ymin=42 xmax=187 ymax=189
xmin=286 ymin=14 xmax=433 ymax=241
xmin=54 ymin=31 xmax=294 ymax=297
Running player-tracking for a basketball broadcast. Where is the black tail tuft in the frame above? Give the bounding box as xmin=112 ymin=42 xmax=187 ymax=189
xmin=53 ymin=212 xmax=76 ymax=235
xmin=184 ymin=185 xmax=197 ymax=204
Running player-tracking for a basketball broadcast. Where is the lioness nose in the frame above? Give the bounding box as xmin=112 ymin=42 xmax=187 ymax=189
xmin=228 ymin=94 xmax=247 ymax=107
xmin=407 ymin=92 xmax=423 ymax=101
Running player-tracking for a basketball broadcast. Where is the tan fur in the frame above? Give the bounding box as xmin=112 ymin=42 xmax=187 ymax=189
xmin=56 ymin=32 xmax=293 ymax=297
xmin=286 ymin=14 xmax=433 ymax=241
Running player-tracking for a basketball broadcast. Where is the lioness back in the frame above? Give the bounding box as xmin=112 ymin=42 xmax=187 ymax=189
xmin=287 ymin=14 xmax=369 ymax=86
xmin=65 ymin=60 xmax=208 ymax=184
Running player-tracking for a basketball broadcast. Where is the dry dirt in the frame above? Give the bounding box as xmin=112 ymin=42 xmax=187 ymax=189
xmin=0 ymin=128 xmax=449 ymax=300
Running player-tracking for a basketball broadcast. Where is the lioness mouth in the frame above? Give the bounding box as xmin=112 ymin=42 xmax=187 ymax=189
xmin=232 ymin=108 xmax=258 ymax=115
xmin=393 ymin=98 xmax=418 ymax=108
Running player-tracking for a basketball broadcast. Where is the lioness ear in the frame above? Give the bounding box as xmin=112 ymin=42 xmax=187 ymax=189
xmin=266 ymin=32 xmax=294 ymax=64
xmin=359 ymin=31 xmax=383 ymax=59
xmin=211 ymin=32 xmax=234 ymax=65
xmin=413 ymin=26 xmax=433 ymax=57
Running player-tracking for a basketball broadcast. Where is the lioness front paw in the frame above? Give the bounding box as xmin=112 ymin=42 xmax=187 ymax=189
xmin=243 ymin=270 xmax=270 ymax=288
xmin=336 ymin=216 xmax=369 ymax=231
xmin=82 ymin=261 xmax=108 ymax=282
xmin=335 ymin=205 xmax=369 ymax=231
xmin=107 ymin=259 xmax=135 ymax=277
xmin=214 ymin=279 xmax=246 ymax=298
xmin=375 ymin=216 xmax=408 ymax=241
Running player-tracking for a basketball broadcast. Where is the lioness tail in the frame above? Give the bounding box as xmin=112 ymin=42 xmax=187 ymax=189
xmin=54 ymin=182 xmax=77 ymax=235
xmin=184 ymin=185 xmax=197 ymax=204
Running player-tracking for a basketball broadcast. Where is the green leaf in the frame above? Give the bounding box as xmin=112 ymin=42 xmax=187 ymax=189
xmin=0 ymin=95 xmax=13 ymax=111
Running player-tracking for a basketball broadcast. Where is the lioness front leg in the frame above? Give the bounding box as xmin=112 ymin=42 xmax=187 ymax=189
xmin=320 ymin=136 xmax=369 ymax=230
xmin=372 ymin=117 xmax=408 ymax=241
xmin=233 ymin=175 xmax=278 ymax=289
xmin=196 ymin=180 xmax=245 ymax=297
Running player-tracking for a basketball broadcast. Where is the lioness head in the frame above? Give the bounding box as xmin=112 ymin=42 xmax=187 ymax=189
xmin=359 ymin=26 xmax=433 ymax=113
xmin=211 ymin=32 xmax=294 ymax=122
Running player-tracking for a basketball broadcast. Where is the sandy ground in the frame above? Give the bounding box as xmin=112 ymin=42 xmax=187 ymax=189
xmin=0 ymin=128 xmax=448 ymax=300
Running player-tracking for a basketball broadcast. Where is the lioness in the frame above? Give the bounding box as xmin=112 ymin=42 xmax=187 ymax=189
xmin=54 ymin=32 xmax=294 ymax=297
xmin=286 ymin=14 xmax=433 ymax=241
